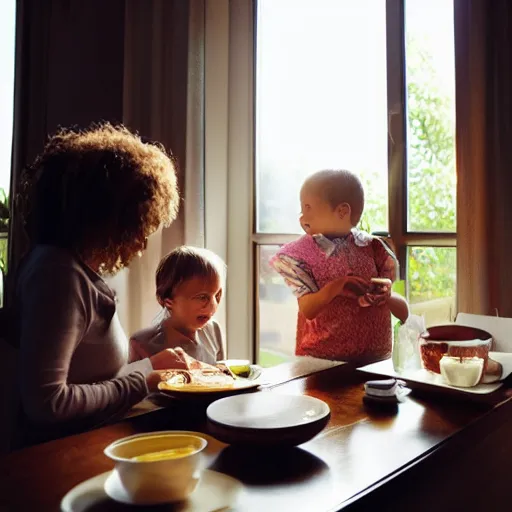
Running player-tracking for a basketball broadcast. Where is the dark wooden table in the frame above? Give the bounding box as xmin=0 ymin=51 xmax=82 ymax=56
xmin=1 ymin=363 xmax=512 ymax=512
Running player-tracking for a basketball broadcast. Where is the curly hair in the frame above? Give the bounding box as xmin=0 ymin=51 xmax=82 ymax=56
xmin=19 ymin=123 xmax=180 ymax=274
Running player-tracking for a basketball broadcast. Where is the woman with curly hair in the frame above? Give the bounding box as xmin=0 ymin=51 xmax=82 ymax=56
xmin=14 ymin=123 xmax=196 ymax=445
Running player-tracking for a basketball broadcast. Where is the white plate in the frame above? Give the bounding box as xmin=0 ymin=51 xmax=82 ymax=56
xmin=61 ymin=469 xmax=243 ymax=511
xmin=358 ymin=356 xmax=510 ymax=395
xmin=207 ymin=393 xmax=330 ymax=429
xmin=159 ymin=377 xmax=260 ymax=395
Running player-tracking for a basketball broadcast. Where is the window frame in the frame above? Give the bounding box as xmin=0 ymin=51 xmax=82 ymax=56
xmin=204 ymin=0 xmax=255 ymax=360
xmin=385 ymin=0 xmax=456 ymax=284
xmin=204 ymin=0 xmax=457 ymax=362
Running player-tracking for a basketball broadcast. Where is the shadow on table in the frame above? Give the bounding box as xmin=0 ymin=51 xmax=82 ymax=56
xmin=209 ymin=445 xmax=329 ymax=486
xmin=82 ymin=501 xmax=192 ymax=511
xmin=72 ymin=447 xmax=328 ymax=511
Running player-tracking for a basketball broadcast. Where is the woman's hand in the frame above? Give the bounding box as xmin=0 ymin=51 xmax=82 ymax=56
xmin=149 ymin=347 xmax=191 ymax=370
xmin=146 ymin=347 xmax=204 ymax=392
xmin=146 ymin=370 xmax=169 ymax=392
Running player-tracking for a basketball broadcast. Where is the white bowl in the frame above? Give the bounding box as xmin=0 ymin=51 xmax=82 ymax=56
xmin=104 ymin=431 xmax=207 ymax=504
xmin=440 ymin=355 xmax=484 ymax=388
xmin=218 ymin=359 xmax=252 ymax=377
xmin=206 ymin=393 xmax=330 ymax=447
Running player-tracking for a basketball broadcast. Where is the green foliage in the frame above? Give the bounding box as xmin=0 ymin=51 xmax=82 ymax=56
xmin=0 ymin=238 xmax=7 ymax=275
xmin=361 ymin=35 xmax=456 ymax=304
xmin=408 ymin=246 xmax=455 ymax=302
xmin=392 ymin=279 xmax=406 ymax=297
xmin=403 ymin=35 xmax=456 ymax=303
xmin=406 ymin=37 xmax=456 ymax=233
xmin=259 ymin=349 xmax=289 ymax=368
xmin=0 ymin=188 xmax=9 ymax=276
xmin=0 ymin=188 xmax=9 ymax=233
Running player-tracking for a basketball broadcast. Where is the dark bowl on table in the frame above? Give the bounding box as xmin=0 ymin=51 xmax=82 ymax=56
xmin=206 ymin=393 xmax=331 ymax=448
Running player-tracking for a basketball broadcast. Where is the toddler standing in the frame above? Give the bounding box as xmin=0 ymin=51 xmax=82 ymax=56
xmin=271 ymin=169 xmax=409 ymax=364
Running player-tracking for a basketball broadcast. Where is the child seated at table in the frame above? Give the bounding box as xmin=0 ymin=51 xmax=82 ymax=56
xmin=270 ymin=169 xmax=409 ymax=364
xmin=129 ymin=246 xmax=226 ymax=365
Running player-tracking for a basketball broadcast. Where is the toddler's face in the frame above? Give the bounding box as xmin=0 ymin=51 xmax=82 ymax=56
xmin=299 ymin=184 xmax=352 ymax=237
xmin=165 ymin=275 xmax=222 ymax=332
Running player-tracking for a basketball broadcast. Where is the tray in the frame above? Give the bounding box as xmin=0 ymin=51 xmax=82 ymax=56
xmin=358 ymin=352 xmax=512 ymax=396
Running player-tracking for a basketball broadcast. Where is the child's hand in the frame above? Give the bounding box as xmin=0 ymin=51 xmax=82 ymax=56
xmin=149 ymin=347 xmax=191 ymax=370
xmin=334 ymin=275 xmax=371 ymax=299
xmin=298 ymin=276 xmax=370 ymax=320
xmin=360 ymin=291 xmax=389 ymax=307
xmin=358 ymin=278 xmax=392 ymax=307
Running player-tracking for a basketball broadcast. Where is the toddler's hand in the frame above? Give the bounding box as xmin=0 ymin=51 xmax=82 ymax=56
xmin=358 ymin=278 xmax=392 ymax=307
xmin=334 ymin=275 xmax=370 ymax=299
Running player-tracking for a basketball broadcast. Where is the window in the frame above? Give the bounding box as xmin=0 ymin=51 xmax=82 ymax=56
xmin=0 ymin=0 xmax=16 ymax=307
xmin=202 ymin=0 xmax=456 ymax=363
xmin=254 ymin=0 xmax=456 ymax=365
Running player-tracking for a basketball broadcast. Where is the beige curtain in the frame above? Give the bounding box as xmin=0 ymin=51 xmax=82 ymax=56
xmin=7 ymin=0 xmax=128 ymax=298
xmin=455 ymin=0 xmax=512 ymax=317
xmin=0 ymin=0 xmax=205 ymax=453
xmin=107 ymin=0 xmax=205 ymax=336
xmin=5 ymin=0 xmax=205 ymax=338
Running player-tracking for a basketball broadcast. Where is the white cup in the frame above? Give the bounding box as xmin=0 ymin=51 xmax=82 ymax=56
xmin=104 ymin=431 xmax=207 ymax=503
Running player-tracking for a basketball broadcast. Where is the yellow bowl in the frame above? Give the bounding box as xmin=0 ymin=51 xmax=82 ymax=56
xmin=104 ymin=431 xmax=207 ymax=504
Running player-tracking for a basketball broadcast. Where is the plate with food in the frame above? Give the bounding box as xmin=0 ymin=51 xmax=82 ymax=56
xmin=158 ymin=361 xmax=261 ymax=398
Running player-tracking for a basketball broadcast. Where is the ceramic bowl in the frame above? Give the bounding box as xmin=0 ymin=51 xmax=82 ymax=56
xmin=104 ymin=431 xmax=207 ymax=504
xmin=206 ymin=393 xmax=330 ymax=447
xmin=218 ymin=359 xmax=251 ymax=378
xmin=419 ymin=324 xmax=492 ymax=377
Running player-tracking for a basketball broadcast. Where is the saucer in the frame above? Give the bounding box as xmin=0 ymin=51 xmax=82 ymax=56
xmin=61 ymin=469 xmax=243 ymax=511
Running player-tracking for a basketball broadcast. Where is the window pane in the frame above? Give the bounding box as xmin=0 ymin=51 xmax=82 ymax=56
xmin=407 ymin=246 xmax=456 ymax=326
xmin=405 ymin=0 xmax=456 ymax=232
xmin=0 ymin=0 xmax=16 ymax=306
xmin=256 ymin=0 xmax=388 ymax=235
xmin=257 ymin=245 xmax=296 ymax=367
xmin=0 ymin=0 xmax=15 ymax=193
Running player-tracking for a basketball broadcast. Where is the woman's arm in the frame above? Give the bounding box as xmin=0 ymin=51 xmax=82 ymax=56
xmin=19 ymin=263 xmax=149 ymax=425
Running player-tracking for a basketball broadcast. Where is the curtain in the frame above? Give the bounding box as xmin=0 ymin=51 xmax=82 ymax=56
xmin=6 ymin=0 xmax=205 ymax=337
xmin=0 ymin=0 xmax=205 ymax=453
xmin=455 ymin=0 xmax=512 ymax=317
xmin=7 ymin=0 xmax=127 ymax=299
xmin=109 ymin=0 xmax=205 ymax=335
